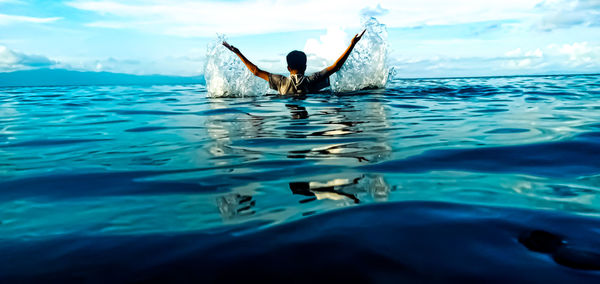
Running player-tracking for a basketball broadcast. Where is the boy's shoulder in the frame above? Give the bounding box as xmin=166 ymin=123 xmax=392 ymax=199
xmin=306 ymin=69 xmax=329 ymax=82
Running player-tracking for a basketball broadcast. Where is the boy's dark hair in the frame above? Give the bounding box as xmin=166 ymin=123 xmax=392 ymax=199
xmin=286 ymin=50 xmax=307 ymax=71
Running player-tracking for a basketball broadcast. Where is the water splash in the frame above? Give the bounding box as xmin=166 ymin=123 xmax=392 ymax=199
xmin=205 ymin=17 xmax=391 ymax=96
xmin=330 ymin=17 xmax=392 ymax=92
xmin=204 ymin=35 xmax=269 ymax=97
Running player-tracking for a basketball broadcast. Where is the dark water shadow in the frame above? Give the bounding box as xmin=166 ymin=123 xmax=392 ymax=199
xmin=2 ymin=201 xmax=600 ymax=282
xmin=364 ymin=132 xmax=600 ymax=178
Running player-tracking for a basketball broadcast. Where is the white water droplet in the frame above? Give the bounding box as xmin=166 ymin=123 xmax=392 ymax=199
xmin=204 ymin=34 xmax=269 ymax=97
xmin=330 ymin=17 xmax=393 ymax=92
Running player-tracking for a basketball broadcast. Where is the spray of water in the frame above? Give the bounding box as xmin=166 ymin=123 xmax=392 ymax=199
xmin=204 ymin=17 xmax=391 ymax=96
xmin=330 ymin=17 xmax=392 ymax=92
xmin=204 ymin=35 xmax=269 ymax=97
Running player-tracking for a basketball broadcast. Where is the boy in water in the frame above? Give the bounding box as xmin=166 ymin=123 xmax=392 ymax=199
xmin=222 ymin=29 xmax=365 ymax=95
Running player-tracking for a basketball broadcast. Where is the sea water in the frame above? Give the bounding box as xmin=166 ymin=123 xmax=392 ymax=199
xmin=1 ymin=75 xmax=600 ymax=280
xmin=0 ymin=74 xmax=599 ymax=239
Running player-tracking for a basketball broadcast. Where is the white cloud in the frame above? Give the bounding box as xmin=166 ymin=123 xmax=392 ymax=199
xmin=0 ymin=14 xmax=61 ymax=25
xmin=502 ymin=47 xmax=549 ymax=69
xmin=535 ymin=0 xmax=600 ymax=31
xmin=360 ymin=4 xmax=389 ymax=18
xmin=56 ymin=53 xmax=205 ymax=76
xmin=504 ymin=57 xmax=535 ymax=69
xmin=504 ymin=47 xmax=544 ymax=58
xmin=0 ymin=45 xmax=57 ymax=72
xmin=505 ymin=48 xmax=523 ymax=57
xmin=553 ymin=41 xmax=600 ymax=66
xmin=389 ymin=40 xmax=600 ymax=78
xmin=85 ymin=21 xmax=128 ymax=29
xmin=304 ymin=27 xmax=349 ymax=63
xmin=67 ymin=0 xmax=365 ymax=36
xmin=486 ymin=43 xmax=599 ymax=72
xmin=525 ymin=48 xmax=544 ymax=57
xmin=66 ymin=0 xmax=541 ymax=37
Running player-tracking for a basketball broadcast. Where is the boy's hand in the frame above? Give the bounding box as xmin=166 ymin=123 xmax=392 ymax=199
xmin=222 ymin=41 xmax=240 ymax=54
xmin=351 ymin=29 xmax=366 ymax=45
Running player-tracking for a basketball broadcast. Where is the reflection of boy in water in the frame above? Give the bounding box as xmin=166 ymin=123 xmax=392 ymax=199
xmin=222 ymin=30 xmax=365 ymax=95
xmin=289 ymin=175 xmax=389 ymax=204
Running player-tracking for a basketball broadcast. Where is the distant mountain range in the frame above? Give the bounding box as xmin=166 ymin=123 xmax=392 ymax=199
xmin=0 ymin=68 xmax=205 ymax=87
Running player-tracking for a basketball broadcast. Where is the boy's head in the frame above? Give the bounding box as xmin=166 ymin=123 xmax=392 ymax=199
xmin=286 ymin=50 xmax=307 ymax=74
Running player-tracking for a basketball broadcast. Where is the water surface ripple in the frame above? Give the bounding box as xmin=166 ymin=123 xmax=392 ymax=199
xmin=1 ymin=75 xmax=600 ymax=238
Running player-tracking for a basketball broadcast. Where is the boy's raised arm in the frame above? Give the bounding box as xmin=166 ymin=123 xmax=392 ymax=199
xmin=222 ymin=41 xmax=270 ymax=81
xmin=324 ymin=29 xmax=366 ymax=76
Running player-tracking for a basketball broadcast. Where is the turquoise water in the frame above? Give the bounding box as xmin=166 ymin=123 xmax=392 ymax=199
xmin=1 ymin=74 xmax=600 ymax=240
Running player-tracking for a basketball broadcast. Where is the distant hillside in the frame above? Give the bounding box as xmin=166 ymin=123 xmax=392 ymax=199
xmin=0 ymin=68 xmax=205 ymax=87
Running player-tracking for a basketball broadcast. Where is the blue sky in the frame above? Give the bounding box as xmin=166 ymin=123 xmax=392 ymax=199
xmin=0 ymin=0 xmax=599 ymax=78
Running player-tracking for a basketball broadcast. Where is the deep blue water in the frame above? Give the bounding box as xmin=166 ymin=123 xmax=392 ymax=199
xmin=1 ymin=75 xmax=600 ymax=281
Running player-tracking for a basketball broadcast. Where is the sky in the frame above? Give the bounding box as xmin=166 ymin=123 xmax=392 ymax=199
xmin=0 ymin=0 xmax=599 ymax=78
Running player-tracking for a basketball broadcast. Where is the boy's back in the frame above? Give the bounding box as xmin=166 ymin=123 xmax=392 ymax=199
xmin=268 ymin=69 xmax=330 ymax=95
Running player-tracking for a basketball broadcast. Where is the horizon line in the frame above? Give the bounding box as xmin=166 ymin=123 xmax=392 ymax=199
xmin=1 ymin=68 xmax=599 ymax=89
